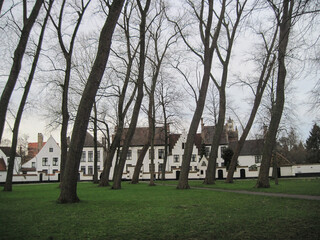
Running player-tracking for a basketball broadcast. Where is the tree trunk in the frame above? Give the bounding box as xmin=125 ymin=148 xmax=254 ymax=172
xmin=204 ymin=89 xmax=226 ymax=184
xmin=177 ymin=0 xmax=225 ymax=189
xmin=58 ymin=0 xmax=125 ymax=203
xmin=93 ymin=101 xmax=99 ymax=184
xmin=3 ymin=1 xmax=52 ymax=191
xmin=131 ymin=143 xmax=149 ymax=184
xmin=256 ymin=0 xmax=293 ymax=188
xmin=112 ymin=0 xmax=150 ymax=190
xmin=0 ymin=0 xmax=43 ymax=143
xmin=225 ymin=29 xmax=278 ymax=183
xmin=161 ymin=120 xmax=168 ymax=180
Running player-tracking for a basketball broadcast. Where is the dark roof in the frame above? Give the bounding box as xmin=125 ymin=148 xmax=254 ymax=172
xmin=229 ymin=139 xmax=264 ymax=156
xmin=120 ymin=127 xmax=166 ymax=147
xmin=0 ymin=146 xmax=20 ymax=157
xmin=0 ymin=158 xmax=6 ymax=171
xmin=202 ymin=126 xmax=229 ymax=145
xmin=83 ymin=132 xmax=103 ymax=147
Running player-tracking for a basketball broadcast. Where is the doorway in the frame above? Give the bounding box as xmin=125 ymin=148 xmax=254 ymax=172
xmin=240 ymin=169 xmax=246 ymax=179
xmin=218 ymin=170 xmax=223 ymax=179
xmin=176 ymin=171 xmax=180 ymax=180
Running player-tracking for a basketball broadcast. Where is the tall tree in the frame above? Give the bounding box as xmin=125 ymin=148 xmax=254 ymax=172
xmin=204 ymin=0 xmax=248 ymax=185
xmin=3 ymin=0 xmax=53 ymax=192
xmin=256 ymin=0 xmax=294 ymax=188
xmin=99 ymin=0 xmax=140 ymax=187
xmin=305 ymin=123 xmax=320 ymax=163
xmin=0 ymin=0 xmax=43 ymax=143
xmin=112 ymin=0 xmax=151 ymax=190
xmin=176 ymin=0 xmax=226 ymax=189
xmin=225 ymin=18 xmax=278 ymax=183
xmin=50 ymin=0 xmax=91 ymax=186
xmin=58 ymin=0 xmax=125 ymax=203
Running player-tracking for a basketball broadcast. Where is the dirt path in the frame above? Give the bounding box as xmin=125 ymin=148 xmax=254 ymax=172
xmin=160 ymin=183 xmax=320 ymax=201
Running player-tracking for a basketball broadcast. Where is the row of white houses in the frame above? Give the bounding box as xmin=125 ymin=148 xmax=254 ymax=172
xmin=1 ymin=119 xmax=320 ymax=183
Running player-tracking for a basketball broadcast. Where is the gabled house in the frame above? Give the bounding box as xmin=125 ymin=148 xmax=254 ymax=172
xmin=22 ymin=136 xmax=61 ymax=175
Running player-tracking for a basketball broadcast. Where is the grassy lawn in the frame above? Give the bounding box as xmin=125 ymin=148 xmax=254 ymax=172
xmin=0 ymin=181 xmax=319 ymax=240
xmin=158 ymin=178 xmax=320 ymax=196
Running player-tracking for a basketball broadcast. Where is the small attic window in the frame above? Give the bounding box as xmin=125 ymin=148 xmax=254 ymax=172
xmin=49 ymin=148 xmax=53 ymax=152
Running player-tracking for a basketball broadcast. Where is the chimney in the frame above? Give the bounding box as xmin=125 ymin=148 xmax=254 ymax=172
xmin=38 ymin=133 xmax=43 ymax=152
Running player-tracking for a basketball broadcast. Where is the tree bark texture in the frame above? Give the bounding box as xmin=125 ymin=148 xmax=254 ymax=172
xmin=256 ymin=0 xmax=293 ymax=188
xmin=58 ymin=0 xmax=125 ymax=203
xmin=0 ymin=0 xmax=43 ymax=143
xmin=3 ymin=0 xmax=52 ymax=192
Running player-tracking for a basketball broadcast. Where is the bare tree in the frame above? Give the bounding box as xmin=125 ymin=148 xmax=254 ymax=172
xmin=99 ymin=0 xmax=140 ymax=187
xmin=111 ymin=0 xmax=151 ymax=190
xmin=204 ymin=0 xmax=248 ymax=185
xmin=173 ymin=0 xmax=226 ymax=189
xmin=0 ymin=0 xmax=43 ymax=143
xmin=49 ymin=0 xmax=91 ymax=186
xmin=256 ymin=0 xmax=294 ymax=188
xmin=225 ymin=13 xmax=278 ymax=183
xmin=58 ymin=0 xmax=125 ymax=203
xmin=4 ymin=0 xmax=53 ymax=192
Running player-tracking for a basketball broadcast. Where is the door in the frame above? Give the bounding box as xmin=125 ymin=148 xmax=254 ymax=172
xmin=39 ymin=173 xmax=43 ymax=182
xmin=176 ymin=171 xmax=180 ymax=180
xmin=218 ymin=170 xmax=223 ymax=179
xmin=240 ymin=169 xmax=246 ymax=179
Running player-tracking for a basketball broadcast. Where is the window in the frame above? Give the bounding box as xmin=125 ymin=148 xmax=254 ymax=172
xmin=221 ymin=162 xmax=225 ymax=167
xmin=174 ymin=155 xmax=179 ymax=163
xmin=159 ymin=163 xmax=163 ymax=172
xmin=127 ymin=150 xmax=132 ymax=160
xmin=191 ymin=154 xmax=196 ymax=162
xmin=97 ymin=151 xmax=101 ymax=162
xmin=42 ymin=158 xmax=48 ymax=166
xmin=81 ymin=166 xmax=86 ymax=174
xmin=31 ymin=162 xmax=35 ymax=168
xmin=53 ymin=157 xmax=58 ymax=166
xmin=255 ymin=155 xmax=262 ymax=163
xmin=182 ymin=143 xmax=185 ymax=149
xmin=158 ymin=149 xmax=164 ymax=159
xmin=97 ymin=166 xmax=100 ymax=171
xmin=88 ymin=166 xmax=93 ymax=175
xmin=88 ymin=151 xmax=93 ymax=162
xmin=81 ymin=151 xmax=86 ymax=162
xmin=49 ymin=147 xmax=53 ymax=152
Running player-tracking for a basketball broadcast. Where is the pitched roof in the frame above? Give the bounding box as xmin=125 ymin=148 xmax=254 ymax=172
xmin=83 ymin=132 xmax=103 ymax=147
xmin=202 ymin=126 xmax=229 ymax=145
xmin=229 ymin=139 xmax=264 ymax=156
xmin=120 ymin=127 xmax=166 ymax=147
xmin=169 ymin=134 xmax=180 ymax=154
xmin=0 ymin=146 xmax=20 ymax=157
xmin=0 ymin=158 xmax=6 ymax=171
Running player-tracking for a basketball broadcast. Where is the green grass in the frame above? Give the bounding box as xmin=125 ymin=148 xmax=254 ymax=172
xmin=159 ymin=178 xmax=320 ymax=196
xmin=1 ymin=181 xmax=320 ymax=240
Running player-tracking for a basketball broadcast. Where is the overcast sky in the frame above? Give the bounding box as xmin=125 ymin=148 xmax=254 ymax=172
xmin=1 ymin=0 xmax=319 ymax=145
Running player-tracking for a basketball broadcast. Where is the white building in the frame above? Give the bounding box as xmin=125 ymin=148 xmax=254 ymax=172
xmin=0 ymin=147 xmax=22 ymax=182
xmin=78 ymin=132 xmax=105 ymax=180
